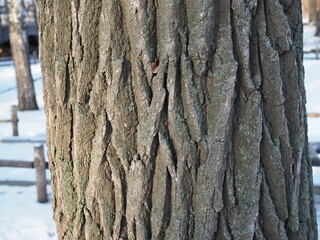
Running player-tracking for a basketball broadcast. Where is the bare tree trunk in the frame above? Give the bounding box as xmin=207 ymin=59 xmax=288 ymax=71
xmin=315 ymin=0 xmax=320 ymax=35
xmin=302 ymin=0 xmax=310 ymax=21
xmin=36 ymin=0 xmax=317 ymax=239
xmin=7 ymin=0 xmax=38 ymax=111
xmin=31 ymin=0 xmax=38 ymax=40
xmin=309 ymin=0 xmax=318 ymax=23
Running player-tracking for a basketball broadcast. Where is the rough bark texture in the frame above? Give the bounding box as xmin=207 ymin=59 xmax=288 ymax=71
xmin=7 ymin=0 xmax=38 ymax=111
xmin=36 ymin=0 xmax=317 ymax=239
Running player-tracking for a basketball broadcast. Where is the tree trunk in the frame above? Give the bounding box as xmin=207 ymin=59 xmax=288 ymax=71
xmin=31 ymin=0 xmax=38 ymax=40
xmin=7 ymin=0 xmax=38 ymax=111
xmin=36 ymin=0 xmax=317 ymax=239
xmin=309 ymin=0 xmax=318 ymax=23
xmin=302 ymin=0 xmax=310 ymax=21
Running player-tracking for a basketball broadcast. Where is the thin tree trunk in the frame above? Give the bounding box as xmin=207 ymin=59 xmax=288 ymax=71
xmin=36 ymin=0 xmax=317 ymax=239
xmin=315 ymin=0 xmax=320 ymax=35
xmin=302 ymin=0 xmax=310 ymax=21
xmin=309 ymin=0 xmax=318 ymax=23
xmin=7 ymin=0 xmax=38 ymax=111
xmin=31 ymin=0 xmax=38 ymax=40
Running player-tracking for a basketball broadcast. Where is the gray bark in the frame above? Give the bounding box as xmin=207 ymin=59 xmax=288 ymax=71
xmin=7 ymin=0 xmax=38 ymax=111
xmin=36 ymin=0 xmax=317 ymax=239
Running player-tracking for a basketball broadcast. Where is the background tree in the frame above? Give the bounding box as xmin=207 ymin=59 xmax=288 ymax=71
xmin=309 ymin=0 xmax=318 ymax=23
xmin=7 ymin=0 xmax=38 ymax=110
xmin=301 ymin=0 xmax=320 ymax=36
xmin=36 ymin=0 xmax=317 ymax=239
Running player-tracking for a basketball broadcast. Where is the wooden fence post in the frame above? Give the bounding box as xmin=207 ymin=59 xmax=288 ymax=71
xmin=34 ymin=145 xmax=48 ymax=203
xmin=11 ymin=105 xmax=19 ymax=136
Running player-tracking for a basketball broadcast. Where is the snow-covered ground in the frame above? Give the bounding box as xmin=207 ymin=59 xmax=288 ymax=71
xmin=0 ymin=185 xmax=55 ymax=240
xmin=304 ymin=26 xmax=320 ymax=145
xmin=0 ymin=61 xmax=56 ymax=240
xmin=1 ymin=26 xmax=320 ymax=239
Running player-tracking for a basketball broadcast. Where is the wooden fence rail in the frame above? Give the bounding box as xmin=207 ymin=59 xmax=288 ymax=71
xmin=0 ymin=138 xmax=46 ymax=143
xmin=310 ymin=142 xmax=320 ymax=167
xmin=307 ymin=114 xmax=320 ymax=166
xmin=308 ymin=113 xmax=320 ymax=118
xmin=0 ymin=159 xmax=35 ymax=168
xmin=0 ymin=145 xmax=48 ymax=203
xmin=0 ymin=180 xmax=50 ymax=186
xmin=0 ymin=105 xmax=19 ymax=136
xmin=304 ymin=46 xmax=320 ymax=59
xmin=0 ymin=159 xmax=48 ymax=168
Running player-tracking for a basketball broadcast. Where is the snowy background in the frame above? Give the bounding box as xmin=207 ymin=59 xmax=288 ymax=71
xmin=0 ymin=60 xmax=56 ymax=240
xmin=1 ymin=25 xmax=320 ymax=239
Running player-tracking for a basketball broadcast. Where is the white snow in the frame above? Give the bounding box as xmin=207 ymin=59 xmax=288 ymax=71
xmin=1 ymin=25 xmax=320 ymax=239
xmin=0 ymin=61 xmax=56 ymax=240
xmin=305 ymin=58 xmax=320 ymax=142
xmin=0 ymin=186 xmax=56 ymax=240
xmin=303 ymin=24 xmax=320 ymax=53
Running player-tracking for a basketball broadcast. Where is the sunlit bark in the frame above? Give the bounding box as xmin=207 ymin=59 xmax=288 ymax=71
xmin=37 ymin=0 xmax=317 ymax=239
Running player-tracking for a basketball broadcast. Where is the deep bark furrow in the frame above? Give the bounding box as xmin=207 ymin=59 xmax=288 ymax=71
xmin=186 ymin=0 xmax=216 ymax=77
xmin=294 ymin=147 xmax=317 ymax=239
xmin=70 ymin=0 xmax=82 ymax=69
xmin=70 ymin=7 xmax=101 ymax=235
xmin=120 ymin=2 xmax=168 ymax=238
xmin=292 ymin=5 xmax=315 ymax=225
xmin=254 ymin=223 xmax=266 ymax=240
xmin=165 ymin=62 xmax=196 ymax=239
xmin=151 ymin=140 xmax=172 ymax=239
xmin=193 ymin=1 xmax=237 ymax=236
xmin=180 ymin=55 xmax=206 ymax=144
xmin=85 ymin=113 xmax=114 ymax=239
xmin=230 ymin=90 xmax=263 ymax=240
xmin=37 ymin=0 xmax=317 ymax=239
xmin=106 ymin=142 xmax=127 ymax=239
xmin=252 ymin=2 xmax=289 ymax=222
xmin=230 ymin=0 xmax=256 ymax=93
xmin=230 ymin=9 xmax=263 ymax=236
xmin=76 ymin=0 xmax=101 ymax=105
xmin=264 ymin=0 xmax=292 ymax=54
xmin=53 ymin=1 xmax=71 ymax=104
xmin=257 ymin=2 xmax=301 ymax=231
xmin=228 ymin=1 xmax=264 ymax=239
xmin=261 ymin=123 xmax=288 ymax=220
xmin=156 ymin=1 xmax=198 ymax=238
xmin=259 ymin=173 xmax=288 ymax=240
xmin=101 ymin=2 xmax=137 ymax=238
xmin=278 ymin=3 xmax=307 ymax=227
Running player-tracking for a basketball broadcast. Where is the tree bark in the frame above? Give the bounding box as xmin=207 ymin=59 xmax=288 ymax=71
xmin=7 ymin=0 xmax=38 ymax=111
xmin=36 ymin=0 xmax=317 ymax=239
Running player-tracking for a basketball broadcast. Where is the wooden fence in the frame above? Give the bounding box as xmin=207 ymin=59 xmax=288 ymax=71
xmin=308 ymin=113 xmax=320 ymax=118
xmin=0 ymin=105 xmax=19 ymax=136
xmin=310 ymin=142 xmax=320 ymax=166
xmin=308 ymin=114 xmax=320 ymax=166
xmin=0 ymin=145 xmax=49 ymax=203
xmin=304 ymin=47 xmax=320 ymax=59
